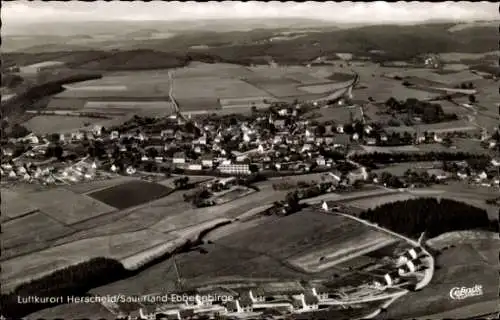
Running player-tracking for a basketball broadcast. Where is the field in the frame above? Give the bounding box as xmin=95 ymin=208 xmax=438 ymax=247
xmin=88 ymin=180 xmax=173 ymax=209
xmin=173 ymin=76 xmax=270 ymax=99
xmin=343 ymin=194 xmax=418 ymax=210
xmin=28 ymin=301 xmax=115 ymax=319
xmin=1 ymin=229 xmax=178 ymax=293
xmin=216 ymin=209 xmax=390 ymax=265
xmin=23 ymin=115 xmax=103 ymax=134
xmin=1 ymin=189 xmax=37 ymax=220
xmin=413 ymin=185 xmax=500 ymax=220
xmin=297 ymin=80 xmax=352 ymax=94
xmin=308 ymin=105 xmax=363 ymax=123
xmin=173 ymin=62 xmax=254 ymax=78
xmin=289 ymin=228 xmax=398 ymax=273
xmin=14 ymin=188 xmax=115 ymax=224
xmin=2 ymin=211 xmax=74 ymax=250
xmin=65 ymin=176 xmax=138 ymax=194
xmin=176 ymin=97 xmax=221 ymax=111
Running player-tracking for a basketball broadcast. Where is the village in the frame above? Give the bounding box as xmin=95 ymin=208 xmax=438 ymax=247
xmin=1 ymin=98 xmax=499 ymax=192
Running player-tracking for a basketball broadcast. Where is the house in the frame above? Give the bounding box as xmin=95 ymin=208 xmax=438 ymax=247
xmin=311 ymin=286 xmax=329 ymax=301
xmin=321 ymin=201 xmax=329 ymax=211
xmin=219 ymin=177 xmax=237 ymax=188
xmin=155 ymin=156 xmax=164 ymax=163
xmin=3 ymin=148 xmax=14 ymax=157
xmin=126 ymin=166 xmax=136 ymax=175
xmin=187 ymin=163 xmax=202 ymax=171
xmin=365 ymin=138 xmax=377 ymax=145
xmin=348 ymin=167 xmax=368 ymax=183
xmin=233 ymin=294 xmax=254 ymax=313
xmin=316 ymin=156 xmax=326 ymax=166
xmin=110 ymin=131 xmax=120 ymax=140
xmin=249 ymin=289 xmax=266 ymax=303
xmin=172 ymin=152 xmax=186 ymax=164
xmin=201 ymin=155 xmax=214 ymax=168
xmin=427 ymin=169 xmax=448 ymax=181
xmin=477 ymin=171 xmax=488 ymax=181
xmin=383 ymin=273 xmax=395 ymax=287
xmin=278 ymin=108 xmax=289 ymax=116
xmin=292 ymin=293 xmax=319 ymax=311
xmin=218 ymin=164 xmax=251 ymax=176
xmin=23 ymin=133 xmax=40 ymax=144
xmin=301 ymin=144 xmax=313 ymax=153
xmin=457 ymin=171 xmax=468 ymax=180
xmin=274 ymin=119 xmax=286 ymax=129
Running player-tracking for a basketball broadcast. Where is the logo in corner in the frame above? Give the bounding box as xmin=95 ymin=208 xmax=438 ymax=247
xmin=449 ymin=285 xmax=484 ymax=300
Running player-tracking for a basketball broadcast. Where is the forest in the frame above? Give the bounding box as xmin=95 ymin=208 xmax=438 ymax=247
xmin=352 ymin=152 xmax=491 ymax=168
xmin=0 ymin=257 xmax=127 ymax=318
xmin=359 ymin=197 xmax=498 ymax=239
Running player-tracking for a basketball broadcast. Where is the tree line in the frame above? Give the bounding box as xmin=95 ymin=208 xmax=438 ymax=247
xmin=359 ymin=198 xmax=497 ymax=239
xmin=0 ymin=257 xmax=127 ymax=318
xmin=352 ymin=152 xmax=490 ymax=168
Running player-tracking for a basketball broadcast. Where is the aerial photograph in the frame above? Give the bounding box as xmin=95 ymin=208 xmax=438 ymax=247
xmin=1 ymin=1 xmax=499 ymax=319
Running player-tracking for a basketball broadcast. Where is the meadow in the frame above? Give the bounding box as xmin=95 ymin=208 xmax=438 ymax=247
xmin=19 ymin=188 xmax=115 ymax=224
xmin=1 ymin=229 xmax=178 ymax=293
xmin=1 ymin=189 xmax=38 ymax=220
xmin=2 ymin=211 xmax=74 ymax=250
xmin=215 ymin=209 xmax=386 ymax=264
xmin=88 ymin=180 xmax=173 ymax=209
xmin=343 ymin=194 xmax=418 ymax=210
xmin=23 ymin=115 xmax=104 ymax=134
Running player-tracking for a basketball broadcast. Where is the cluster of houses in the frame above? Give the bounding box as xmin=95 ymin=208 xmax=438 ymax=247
xmin=121 ymin=286 xmax=351 ymax=320
xmin=1 ymin=106 xmax=372 ymax=186
xmin=120 ymin=244 xmax=429 ymax=320
xmin=2 ymin=99 xmax=498 ymax=188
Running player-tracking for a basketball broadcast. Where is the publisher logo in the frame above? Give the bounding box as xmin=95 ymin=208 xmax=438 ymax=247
xmin=449 ymin=285 xmax=483 ymax=300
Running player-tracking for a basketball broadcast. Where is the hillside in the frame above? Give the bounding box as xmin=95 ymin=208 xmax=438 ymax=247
xmin=3 ymin=23 xmax=497 ymax=71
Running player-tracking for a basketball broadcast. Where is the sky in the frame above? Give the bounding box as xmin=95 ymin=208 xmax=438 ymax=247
xmin=2 ymin=1 xmax=499 ymax=25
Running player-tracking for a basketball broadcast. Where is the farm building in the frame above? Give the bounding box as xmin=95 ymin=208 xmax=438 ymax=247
xmin=218 ymin=164 xmax=251 ymax=175
xmin=20 ymin=61 xmax=65 ymax=74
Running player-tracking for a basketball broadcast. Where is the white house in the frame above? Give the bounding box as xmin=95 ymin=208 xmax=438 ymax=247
xmin=293 ymin=293 xmax=319 ymax=312
xmin=321 ymin=201 xmax=329 ymax=211
xmin=126 ymin=166 xmax=136 ymax=175
xmin=187 ymin=163 xmax=202 ymax=171
xmin=311 ymin=287 xmax=329 ymax=301
xmin=110 ymin=131 xmax=120 ymax=140
xmin=172 ymin=152 xmax=186 ymax=164
xmin=477 ymin=171 xmax=488 ymax=181
xmin=248 ymin=290 xmax=265 ymax=303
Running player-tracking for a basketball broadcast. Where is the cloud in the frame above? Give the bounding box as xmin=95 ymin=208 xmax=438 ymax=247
xmin=2 ymin=1 xmax=498 ymax=24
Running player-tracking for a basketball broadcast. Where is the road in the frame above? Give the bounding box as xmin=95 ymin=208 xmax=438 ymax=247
xmin=167 ymin=70 xmax=181 ymax=117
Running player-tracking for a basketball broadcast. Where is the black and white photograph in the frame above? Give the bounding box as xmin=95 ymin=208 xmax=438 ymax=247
xmin=1 ymin=1 xmax=499 ymax=319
